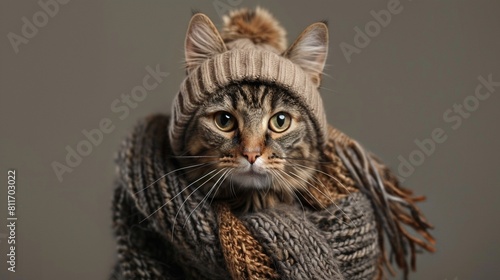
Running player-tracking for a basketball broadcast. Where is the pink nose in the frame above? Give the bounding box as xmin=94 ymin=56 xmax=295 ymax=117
xmin=243 ymin=151 xmax=261 ymax=164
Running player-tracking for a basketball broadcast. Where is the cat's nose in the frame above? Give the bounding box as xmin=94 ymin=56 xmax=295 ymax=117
xmin=243 ymin=150 xmax=261 ymax=164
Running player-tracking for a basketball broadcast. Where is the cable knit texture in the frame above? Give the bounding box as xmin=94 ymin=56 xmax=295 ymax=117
xmin=110 ymin=115 xmax=434 ymax=280
xmin=111 ymin=7 xmax=434 ymax=279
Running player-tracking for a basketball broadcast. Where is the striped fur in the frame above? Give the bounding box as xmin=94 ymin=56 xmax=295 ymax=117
xmin=169 ymin=10 xmax=329 ymax=157
xmin=110 ymin=7 xmax=435 ymax=280
xmin=180 ymin=83 xmax=322 ymax=212
xmin=171 ymin=9 xmax=330 ymax=212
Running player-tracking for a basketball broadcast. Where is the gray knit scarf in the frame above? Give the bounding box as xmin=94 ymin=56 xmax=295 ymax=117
xmin=110 ymin=114 xmax=434 ymax=280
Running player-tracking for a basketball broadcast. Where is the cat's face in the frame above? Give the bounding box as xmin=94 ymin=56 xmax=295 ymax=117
xmin=176 ymin=12 xmax=329 ymax=210
xmin=181 ymin=83 xmax=321 ymax=205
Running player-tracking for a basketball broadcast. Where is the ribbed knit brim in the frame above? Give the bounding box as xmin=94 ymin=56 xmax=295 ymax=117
xmin=169 ymin=48 xmax=327 ymax=153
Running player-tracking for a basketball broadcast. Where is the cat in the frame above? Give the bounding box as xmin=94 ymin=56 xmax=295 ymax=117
xmin=173 ymin=7 xmax=330 ymax=213
xmin=180 ymin=83 xmax=324 ymax=212
xmin=111 ymin=8 xmax=435 ymax=279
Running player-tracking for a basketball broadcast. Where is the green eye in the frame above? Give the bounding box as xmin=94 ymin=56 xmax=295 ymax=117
xmin=269 ymin=112 xmax=291 ymax=133
xmin=214 ymin=111 xmax=236 ymax=132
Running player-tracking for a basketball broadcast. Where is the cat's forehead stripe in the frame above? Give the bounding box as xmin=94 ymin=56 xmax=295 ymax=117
xmin=169 ymin=48 xmax=328 ymax=154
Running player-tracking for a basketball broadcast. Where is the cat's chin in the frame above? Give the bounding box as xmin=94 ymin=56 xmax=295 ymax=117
xmin=230 ymin=169 xmax=271 ymax=189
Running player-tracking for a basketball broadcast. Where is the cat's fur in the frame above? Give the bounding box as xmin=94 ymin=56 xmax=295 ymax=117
xmin=110 ymin=8 xmax=435 ymax=279
xmin=182 ymin=83 xmax=322 ymax=212
xmin=178 ymin=8 xmax=329 ymax=212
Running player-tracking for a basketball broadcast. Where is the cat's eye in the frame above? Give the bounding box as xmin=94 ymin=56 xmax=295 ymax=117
xmin=269 ymin=112 xmax=291 ymax=133
xmin=214 ymin=111 xmax=236 ymax=132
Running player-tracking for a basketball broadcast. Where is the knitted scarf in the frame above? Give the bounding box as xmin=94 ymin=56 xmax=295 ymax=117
xmin=110 ymin=114 xmax=434 ymax=280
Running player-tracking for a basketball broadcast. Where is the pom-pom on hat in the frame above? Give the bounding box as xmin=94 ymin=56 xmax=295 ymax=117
xmin=169 ymin=7 xmax=329 ymax=153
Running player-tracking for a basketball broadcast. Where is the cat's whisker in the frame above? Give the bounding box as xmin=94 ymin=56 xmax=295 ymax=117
xmin=208 ymin=168 xmax=234 ymax=207
xmin=290 ymin=162 xmax=353 ymax=196
xmin=201 ymin=168 xmax=230 ymax=207
xmin=261 ymin=171 xmax=272 ymax=198
xmin=175 ymin=149 xmax=193 ymax=157
xmin=289 ymin=188 xmax=309 ymax=221
xmin=226 ymin=172 xmax=236 ymax=198
xmin=183 ymin=168 xmax=231 ymax=230
xmin=271 ymin=170 xmax=307 ymax=220
xmin=204 ymin=168 xmax=231 ymax=209
xmin=290 ymin=163 xmax=340 ymax=194
xmin=287 ymin=168 xmax=355 ymax=227
xmin=270 ymin=169 xmax=290 ymax=196
xmin=135 ymin=162 xmax=212 ymax=194
xmin=278 ymin=169 xmax=334 ymax=215
xmin=171 ymin=168 xmax=227 ymax=237
xmin=140 ymin=168 xmax=218 ymax=224
xmin=289 ymin=177 xmax=343 ymax=225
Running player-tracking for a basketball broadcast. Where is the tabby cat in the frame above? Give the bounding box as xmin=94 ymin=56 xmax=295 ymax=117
xmin=110 ymin=8 xmax=434 ymax=279
xmin=175 ymin=8 xmax=329 ymax=212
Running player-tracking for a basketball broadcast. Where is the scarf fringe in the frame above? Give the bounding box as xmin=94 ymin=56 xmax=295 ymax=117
xmin=111 ymin=115 xmax=434 ymax=280
xmin=330 ymin=127 xmax=435 ymax=279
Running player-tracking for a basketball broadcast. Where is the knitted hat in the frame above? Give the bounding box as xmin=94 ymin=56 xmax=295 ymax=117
xmin=169 ymin=8 xmax=329 ymax=153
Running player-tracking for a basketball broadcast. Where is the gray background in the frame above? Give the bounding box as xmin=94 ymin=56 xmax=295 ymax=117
xmin=1 ymin=0 xmax=499 ymax=279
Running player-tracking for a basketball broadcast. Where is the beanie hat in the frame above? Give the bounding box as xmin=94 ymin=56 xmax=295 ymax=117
xmin=169 ymin=7 xmax=329 ymax=153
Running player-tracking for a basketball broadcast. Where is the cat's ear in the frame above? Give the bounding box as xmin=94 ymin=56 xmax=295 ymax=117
xmin=284 ymin=22 xmax=328 ymax=86
xmin=185 ymin=13 xmax=227 ymax=73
